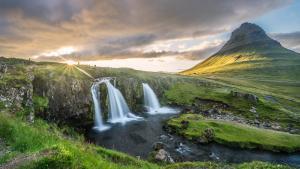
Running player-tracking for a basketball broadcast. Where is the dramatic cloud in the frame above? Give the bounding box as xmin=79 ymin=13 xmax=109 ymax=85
xmin=0 ymin=0 xmax=293 ymax=61
xmin=271 ymin=32 xmax=300 ymax=52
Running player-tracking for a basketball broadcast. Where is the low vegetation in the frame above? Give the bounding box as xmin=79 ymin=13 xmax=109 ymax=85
xmin=167 ymin=114 xmax=300 ymax=152
xmin=165 ymin=83 xmax=300 ymax=130
xmin=0 ymin=111 xmax=296 ymax=168
xmin=0 ymin=111 xmax=160 ymax=169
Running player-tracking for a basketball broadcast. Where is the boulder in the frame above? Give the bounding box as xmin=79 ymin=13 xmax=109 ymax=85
xmin=249 ymin=106 xmax=257 ymax=113
xmin=289 ymin=129 xmax=299 ymax=134
xmin=154 ymin=149 xmax=174 ymax=163
xmin=0 ymin=64 xmax=7 ymax=77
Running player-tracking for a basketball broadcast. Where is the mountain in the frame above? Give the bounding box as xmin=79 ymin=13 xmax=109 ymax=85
xmin=181 ymin=23 xmax=300 ymax=80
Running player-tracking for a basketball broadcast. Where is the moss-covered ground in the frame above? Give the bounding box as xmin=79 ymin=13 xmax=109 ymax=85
xmin=164 ymin=83 xmax=300 ymax=131
xmin=167 ymin=114 xmax=300 ymax=152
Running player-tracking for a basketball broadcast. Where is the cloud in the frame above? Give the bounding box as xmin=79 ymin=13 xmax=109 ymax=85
xmin=271 ymin=32 xmax=300 ymax=52
xmin=0 ymin=0 xmax=292 ymax=60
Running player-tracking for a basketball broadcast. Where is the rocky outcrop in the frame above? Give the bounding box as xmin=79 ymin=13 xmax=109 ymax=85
xmin=31 ymin=67 xmax=192 ymax=129
xmin=0 ymin=64 xmax=7 ymax=78
xmin=231 ymin=91 xmax=259 ymax=103
xmin=151 ymin=142 xmax=174 ymax=163
xmin=0 ymin=65 xmax=34 ymax=118
xmin=153 ymin=149 xmax=174 ymax=163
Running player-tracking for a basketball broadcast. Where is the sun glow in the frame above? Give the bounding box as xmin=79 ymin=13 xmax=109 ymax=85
xmin=65 ymin=60 xmax=76 ymax=66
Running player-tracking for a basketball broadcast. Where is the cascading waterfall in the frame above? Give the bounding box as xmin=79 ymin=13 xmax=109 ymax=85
xmin=142 ymin=83 xmax=160 ymax=112
xmin=91 ymin=77 xmax=142 ymax=131
xmin=91 ymin=82 xmax=109 ymax=131
xmin=142 ymin=83 xmax=179 ymax=114
xmin=104 ymin=80 xmax=141 ymax=123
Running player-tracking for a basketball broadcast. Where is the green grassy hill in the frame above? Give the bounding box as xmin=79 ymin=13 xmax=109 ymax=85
xmin=181 ymin=23 xmax=300 ymax=109
xmin=182 ymin=23 xmax=300 ymax=80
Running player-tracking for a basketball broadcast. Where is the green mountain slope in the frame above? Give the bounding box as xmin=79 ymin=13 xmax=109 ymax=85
xmin=181 ymin=23 xmax=300 ymax=102
xmin=181 ymin=23 xmax=300 ymax=80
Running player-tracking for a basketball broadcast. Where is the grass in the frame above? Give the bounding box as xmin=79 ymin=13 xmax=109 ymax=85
xmin=33 ymin=95 xmax=49 ymax=113
xmin=180 ymin=50 xmax=300 ymax=124
xmin=167 ymin=114 xmax=300 ymax=152
xmin=164 ymin=83 xmax=300 ymax=130
xmin=0 ymin=111 xmax=160 ymax=169
xmin=0 ymin=57 xmax=298 ymax=168
xmin=1 ymin=111 xmax=295 ymax=168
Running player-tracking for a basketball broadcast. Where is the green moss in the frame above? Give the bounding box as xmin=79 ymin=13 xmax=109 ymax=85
xmin=167 ymin=114 xmax=300 ymax=152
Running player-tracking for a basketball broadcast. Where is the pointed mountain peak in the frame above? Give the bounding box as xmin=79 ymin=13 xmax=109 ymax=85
xmin=216 ymin=22 xmax=282 ymax=55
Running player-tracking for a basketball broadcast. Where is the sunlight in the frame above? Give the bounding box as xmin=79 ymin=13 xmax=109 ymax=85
xmin=65 ymin=60 xmax=76 ymax=66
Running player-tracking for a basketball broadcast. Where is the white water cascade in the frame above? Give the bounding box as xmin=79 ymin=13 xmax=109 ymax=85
xmin=91 ymin=77 xmax=142 ymax=131
xmin=142 ymin=83 xmax=179 ymax=114
xmin=104 ymin=80 xmax=141 ymax=123
xmin=91 ymin=82 xmax=109 ymax=131
xmin=142 ymin=83 xmax=160 ymax=112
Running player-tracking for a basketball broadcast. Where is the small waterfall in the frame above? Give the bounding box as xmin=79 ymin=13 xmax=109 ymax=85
xmin=143 ymin=83 xmax=179 ymax=114
xmin=142 ymin=83 xmax=160 ymax=112
xmin=91 ymin=77 xmax=141 ymax=131
xmin=91 ymin=82 xmax=109 ymax=131
xmin=104 ymin=80 xmax=141 ymax=124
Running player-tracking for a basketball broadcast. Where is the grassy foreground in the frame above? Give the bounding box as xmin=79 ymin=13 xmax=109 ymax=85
xmin=0 ymin=111 xmax=296 ymax=169
xmin=167 ymin=114 xmax=300 ymax=152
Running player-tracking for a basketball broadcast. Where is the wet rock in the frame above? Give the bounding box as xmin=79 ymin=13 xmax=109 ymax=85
xmin=197 ymin=128 xmax=215 ymax=143
xmin=231 ymin=91 xmax=259 ymax=103
xmin=154 ymin=149 xmax=174 ymax=163
xmin=289 ymin=129 xmax=299 ymax=134
xmin=271 ymin=123 xmax=281 ymax=130
xmin=204 ymin=108 xmax=221 ymax=116
xmin=254 ymin=119 xmax=260 ymax=126
xmin=209 ymin=152 xmax=220 ymax=160
xmin=152 ymin=142 xmax=165 ymax=151
xmin=263 ymin=122 xmax=271 ymax=128
xmin=159 ymin=135 xmax=169 ymax=141
xmin=249 ymin=106 xmax=257 ymax=113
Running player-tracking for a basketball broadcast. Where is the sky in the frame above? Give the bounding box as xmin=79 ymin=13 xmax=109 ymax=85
xmin=0 ymin=0 xmax=299 ymax=72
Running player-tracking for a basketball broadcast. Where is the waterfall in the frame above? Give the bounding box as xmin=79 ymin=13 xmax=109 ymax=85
xmin=91 ymin=82 xmax=109 ymax=131
xmin=91 ymin=77 xmax=141 ymax=131
xmin=142 ymin=83 xmax=160 ymax=112
xmin=142 ymin=83 xmax=179 ymax=114
xmin=104 ymin=80 xmax=141 ymax=124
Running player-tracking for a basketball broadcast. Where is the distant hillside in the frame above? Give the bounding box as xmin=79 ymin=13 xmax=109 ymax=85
xmin=181 ymin=23 xmax=300 ymax=81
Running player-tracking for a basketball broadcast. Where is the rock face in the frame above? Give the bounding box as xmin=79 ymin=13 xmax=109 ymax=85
xmin=31 ymin=67 xmax=185 ymax=128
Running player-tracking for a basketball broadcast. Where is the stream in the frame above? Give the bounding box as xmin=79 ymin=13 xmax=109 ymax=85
xmin=88 ymin=113 xmax=300 ymax=168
